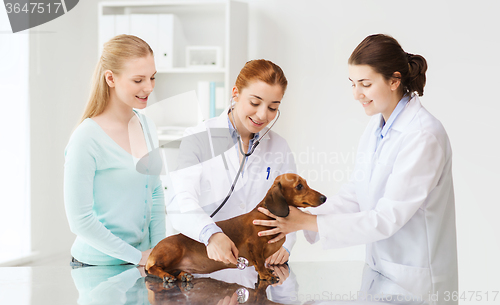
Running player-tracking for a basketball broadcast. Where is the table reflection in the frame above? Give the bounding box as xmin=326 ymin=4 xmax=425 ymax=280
xmin=70 ymin=264 xmax=298 ymax=304
xmin=71 ymin=265 xmax=148 ymax=304
xmin=146 ymin=265 xmax=299 ymax=305
xmin=69 ymin=262 xmax=456 ymax=305
xmin=299 ymin=264 xmax=456 ymax=305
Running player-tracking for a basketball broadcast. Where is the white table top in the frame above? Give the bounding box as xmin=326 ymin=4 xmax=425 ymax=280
xmin=0 ymin=261 xmax=442 ymax=304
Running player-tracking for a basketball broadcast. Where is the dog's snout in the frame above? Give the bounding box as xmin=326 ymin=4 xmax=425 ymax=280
xmin=319 ymin=195 xmax=327 ymax=203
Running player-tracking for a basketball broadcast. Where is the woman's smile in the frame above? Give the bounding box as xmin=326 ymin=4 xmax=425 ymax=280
xmin=249 ymin=116 xmax=265 ymax=126
xmin=231 ymin=80 xmax=283 ymax=138
xmin=135 ymin=95 xmax=149 ymax=103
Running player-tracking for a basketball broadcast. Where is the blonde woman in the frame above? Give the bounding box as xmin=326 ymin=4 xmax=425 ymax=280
xmin=64 ymin=35 xmax=165 ymax=267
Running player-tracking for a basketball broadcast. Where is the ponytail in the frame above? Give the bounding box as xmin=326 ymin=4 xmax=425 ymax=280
xmin=406 ymin=53 xmax=427 ymax=96
xmin=349 ymin=34 xmax=428 ymax=97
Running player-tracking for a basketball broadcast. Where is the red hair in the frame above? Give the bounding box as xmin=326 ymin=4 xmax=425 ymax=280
xmin=235 ymin=59 xmax=288 ymax=94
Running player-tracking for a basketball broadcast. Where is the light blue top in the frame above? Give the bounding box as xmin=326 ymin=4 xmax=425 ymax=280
xmin=64 ymin=111 xmax=166 ymax=265
xmin=374 ymin=94 xmax=411 ymax=151
xmin=71 ymin=265 xmax=147 ymax=305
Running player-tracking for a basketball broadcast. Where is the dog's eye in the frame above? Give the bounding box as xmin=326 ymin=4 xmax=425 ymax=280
xmin=295 ymin=184 xmax=303 ymax=191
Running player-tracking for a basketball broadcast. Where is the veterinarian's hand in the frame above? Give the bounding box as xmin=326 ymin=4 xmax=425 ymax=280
xmin=265 ymin=247 xmax=289 ymax=265
xmin=216 ymin=292 xmax=239 ymax=305
xmin=207 ymin=232 xmax=239 ymax=265
xmin=254 ymin=206 xmax=318 ymax=243
xmin=138 ymin=249 xmax=153 ymax=266
xmin=268 ymin=264 xmax=290 ymax=287
xmin=137 ymin=266 xmax=147 ymax=277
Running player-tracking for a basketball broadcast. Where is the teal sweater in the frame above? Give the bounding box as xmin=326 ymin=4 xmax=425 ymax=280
xmin=64 ymin=112 xmax=165 ymax=265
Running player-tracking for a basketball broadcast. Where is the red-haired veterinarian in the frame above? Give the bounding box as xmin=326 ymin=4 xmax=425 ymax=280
xmin=166 ymin=60 xmax=297 ymax=272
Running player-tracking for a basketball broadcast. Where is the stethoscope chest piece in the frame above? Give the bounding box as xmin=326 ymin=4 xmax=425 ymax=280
xmin=236 ymin=257 xmax=249 ymax=270
xmin=236 ymin=287 xmax=250 ymax=303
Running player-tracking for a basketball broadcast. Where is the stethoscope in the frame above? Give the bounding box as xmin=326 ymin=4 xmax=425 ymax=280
xmin=209 ymin=97 xmax=281 ymax=218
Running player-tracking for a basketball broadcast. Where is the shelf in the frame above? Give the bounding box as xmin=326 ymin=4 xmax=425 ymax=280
xmin=99 ymin=1 xmax=228 ymax=15
xmin=158 ymin=134 xmax=183 ymax=142
xmin=99 ymin=1 xmax=228 ymax=8
xmin=98 ymin=0 xmax=247 ymax=131
xmin=157 ymin=126 xmax=186 ymax=143
xmin=157 ymin=67 xmax=226 ymax=74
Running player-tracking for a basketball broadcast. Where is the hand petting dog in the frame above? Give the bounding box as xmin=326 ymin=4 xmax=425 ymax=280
xmin=254 ymin=206 xmax=319 ymax=244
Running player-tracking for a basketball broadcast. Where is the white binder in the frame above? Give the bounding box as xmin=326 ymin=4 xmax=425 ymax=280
xmin=158 ymin=14 xmax=186 ymax=70
xmin=114 ymin=14 xmax=130 ymax=36
xmin=98 ymin=15 xmax=115 ymax=55
xmin=99 ymin=14 xmax=186 ymax=71
xmin=130 ymin=14 xmax=160 ymax=64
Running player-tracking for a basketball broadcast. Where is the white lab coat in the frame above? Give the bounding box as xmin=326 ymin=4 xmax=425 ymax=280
xmin=305 ymin=95 xmax=458 ymax=298
xmin=166 ymin=110 xmax=297 ymax=251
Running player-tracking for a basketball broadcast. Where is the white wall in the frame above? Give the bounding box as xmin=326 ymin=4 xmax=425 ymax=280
xmin=29 ymin=0 xmax=103 ymax=262
xmin=27 ymin=0 xmax=499 ymax=294
xmin=0 ymin=7 xmax=30 ymax=263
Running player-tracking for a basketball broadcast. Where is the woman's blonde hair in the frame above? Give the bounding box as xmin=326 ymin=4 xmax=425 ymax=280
xmin=79 ymin=34 xmax=153 ymax=123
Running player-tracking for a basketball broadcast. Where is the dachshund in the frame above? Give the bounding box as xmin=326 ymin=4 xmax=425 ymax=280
xmin=146 ymin=275 xmax=284 ymax=305
xmin=145 ymin=173 xmax=326 ymax=284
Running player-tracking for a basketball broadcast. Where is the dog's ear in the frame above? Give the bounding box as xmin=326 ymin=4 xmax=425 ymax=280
xmin=265 ymin=182 xmax=289 ymax=217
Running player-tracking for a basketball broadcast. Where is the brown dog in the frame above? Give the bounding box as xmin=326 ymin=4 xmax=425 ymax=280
xmin=146 ymin=276 xmax=284 ymax=305
xmin=146 ymin=173 xmax=326 ymax=284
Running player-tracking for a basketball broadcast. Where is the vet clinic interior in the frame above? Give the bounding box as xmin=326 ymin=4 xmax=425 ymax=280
xmin=1 ymin=0 xmax=499 ymax=304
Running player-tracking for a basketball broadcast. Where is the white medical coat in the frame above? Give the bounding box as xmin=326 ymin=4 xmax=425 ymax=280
xmin=305 ymin=96 xmax=458 ymax=298
xmin=166 ymin=111 xmax=297 ymax=251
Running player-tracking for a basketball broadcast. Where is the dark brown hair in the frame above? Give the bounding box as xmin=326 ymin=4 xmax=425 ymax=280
xmin=235 ymin=59 xmax=288 ymax=94
xmin=348 ymin=34 xmax=427 ymax=96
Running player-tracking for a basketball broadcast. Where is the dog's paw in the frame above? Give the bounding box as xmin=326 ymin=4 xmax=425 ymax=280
xmin=181 ymin=281 xmax=193 ymax=291
xmin=257 ymin=274 xmax=279 ymax=285
xmin=163 ymin=281 xmax=176 ymax=289
xmin=178 ymin=271 xmax=193 ymax=282
xmin=163 ymin=274 xmax=177 ymax=284
xmin=268 ymin=275 xmax=280 ymax=284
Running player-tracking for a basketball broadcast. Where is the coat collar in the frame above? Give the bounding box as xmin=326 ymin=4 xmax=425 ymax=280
xmin=212 ymin=106 xmax=272 ymax=141
xmin=387 ymin=94 xmax=423 ymax=133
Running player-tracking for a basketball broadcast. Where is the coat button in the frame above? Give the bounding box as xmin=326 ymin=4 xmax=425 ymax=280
xmin=145 ymin=185 xmax=148 ymax=188
xmin=240 ymin=203 xmax=245 ymax=210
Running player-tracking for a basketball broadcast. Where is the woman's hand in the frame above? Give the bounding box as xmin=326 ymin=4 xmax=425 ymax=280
xmin=268 ymin=264 xmax=290 ymax=287
xmin=137 ymin=266 xmax=147 ymax=277
xmin=265 ymin=247 xmax=289 ymax=265
xmin=216 ymin=292 xmax=239 ymax=305
xmin=253 ymin=206 xmax=318 ymax=243
xmin=207 ymin=232 xmax=239 ymax=265
xmin=138 ymin=249 xmax=153 ymax=266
